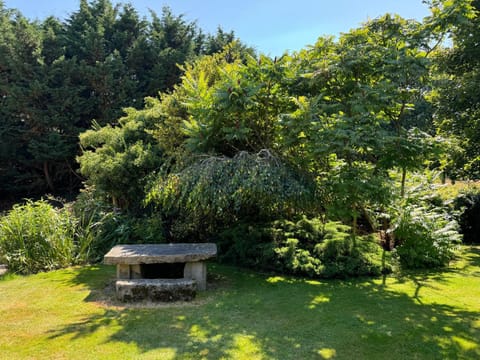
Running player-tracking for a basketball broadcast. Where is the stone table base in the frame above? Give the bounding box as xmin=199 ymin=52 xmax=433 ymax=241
xmin=0 ymin=265 xmax=7 ymax=276
xmin=116 ymin=278 xmax=197 ymax=302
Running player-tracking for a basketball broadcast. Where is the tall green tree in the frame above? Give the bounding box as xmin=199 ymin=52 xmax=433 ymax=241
xmin=0 ymin=7 xmax=53 ymax=194
xmin=0 ymin=3 xmax=23 ymax=196
xmin=199 ymin=27 xmax=255 ymax=59
xmin=139 ymin=48 xmax=311 ymax=239
xmin=1 ymin=0 xmax=251 ymax=198
xmin=432 ymin=0 xmax=480 ymax=178
xmin=282 ymin=15 xmax=440 ymax=231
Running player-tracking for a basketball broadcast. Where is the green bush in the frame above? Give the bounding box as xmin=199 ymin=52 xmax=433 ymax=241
xmin=393 ymin=204 xmax=461 ymax=269
xmin=274 ymin=221 xmax=389 ymax=278
xmin=73 ymin=187 xmax=166 ymax=262
xmin=146 ymin=150 xmax=314 ymax=242
xmin=73 ymin=188 xmax=127 ymax=262
xmin=215 ymin=223 xmax=277 ymax=269
xmin=0 ymin=200 xmax=79 ymax=274
xmin=274 ymin=237 xmax=322 ymax=276
xmin=77 ymin=103 xmax=164 ymax=212
xmin=215 ymin=217 xmax=390 ymax=278
xmin=272 ymin=219 xmax=348 ymax=277
xmin=315 ymin=235 xmax=390 ymax=278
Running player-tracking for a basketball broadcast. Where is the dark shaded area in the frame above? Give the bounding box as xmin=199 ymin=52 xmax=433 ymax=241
xmin=141 ymin=263 xmax=185 ymax=279
xmin=456 ymin=192 xmax=480 ymax=244
xmin=463 ymin=246 xmax=480 ymax=269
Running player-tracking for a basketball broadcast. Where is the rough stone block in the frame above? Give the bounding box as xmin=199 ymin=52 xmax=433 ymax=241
xmin=116 ymin=278 xmax=197 ymax=302
xmin=104 ymin=243 xmax=217 ymax=264
xmin=0 ymin=265 xmax=7 ymax=276
xmin=105 ymin=243 xmax=216 ymax=301
xmin=130 ymin=264 xmax=142 ymax=279
xmin=184 ymin=262 xmax=207 ymax=290
xmin=117 ymin=264 xmax=130 ymax=279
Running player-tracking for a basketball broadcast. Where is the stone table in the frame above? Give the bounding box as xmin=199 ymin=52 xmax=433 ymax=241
xmin=0 ymin=265 xmax=7 ymax=276
xmin=104 ymin=243 xmax=217 ymax=301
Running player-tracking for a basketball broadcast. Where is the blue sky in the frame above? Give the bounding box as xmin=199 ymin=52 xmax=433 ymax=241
xmin=4 ymin=0 xmax=431 ymax=56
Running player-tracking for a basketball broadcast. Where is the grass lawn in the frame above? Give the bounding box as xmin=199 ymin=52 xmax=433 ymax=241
xmin=0 ymin=246 xmax=479 ymax=360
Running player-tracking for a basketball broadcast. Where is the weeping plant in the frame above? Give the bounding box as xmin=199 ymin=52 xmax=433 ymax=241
xmin=145 ymin=150 xmax=315 ymax=239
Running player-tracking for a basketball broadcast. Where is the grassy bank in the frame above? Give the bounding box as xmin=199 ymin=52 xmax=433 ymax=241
xmin=0 ymin=246 xmax=479 ymax=359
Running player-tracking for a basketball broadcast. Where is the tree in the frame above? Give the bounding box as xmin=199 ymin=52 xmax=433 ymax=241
xmin=139 ymin=47 xmax=312 ymax=239
xmin=140 ymin=7 xmax=198 ymax=95
xmin=200 ymin=27 xmax=255 ymax=59
xmin=78 ymin=99 xmax=164 ymax=211
xmin=0 ymin=7 xmax=56 ymax=194
xmin=282 ymin=15 xmax=440 ymax=232
xmin=180 ymin=51 xmax=291 ymax=156
xmin=1 ymin=0 xmax=251 ymax=198
xmin=140 ymin=15 xmax=446 ymax=238
xmin=432 ymin=0 xmax=480 ymax=178
xmin=145 ymin=150 xmax=313 ymax=241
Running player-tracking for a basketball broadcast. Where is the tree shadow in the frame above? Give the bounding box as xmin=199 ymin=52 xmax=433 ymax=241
xmin=461 ymin=246 xmax=480 ymax=269
xmin=48 ymin=250 xmax=480 ymax=359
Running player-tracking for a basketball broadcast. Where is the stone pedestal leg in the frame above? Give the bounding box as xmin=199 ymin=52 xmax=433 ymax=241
xmin=131 ymin=264 xmax=142 ymax=279
xmin=117 ymin=264 xmax=130 ymax=279
xmin=184 ymin=262 xmax=207 ymax=290
xmin=117 ymin=264 xmax=142 ymax=279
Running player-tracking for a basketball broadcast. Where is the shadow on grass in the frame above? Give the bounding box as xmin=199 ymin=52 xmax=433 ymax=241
xmin=463 ymin=246 xmax=480 ymax=269
xmin=48 ymin=249 xmax=480 ymax=359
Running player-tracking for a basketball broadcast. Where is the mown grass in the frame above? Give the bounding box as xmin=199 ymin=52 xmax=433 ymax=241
xmin=0 ymin=246 xmax=479 ymax=360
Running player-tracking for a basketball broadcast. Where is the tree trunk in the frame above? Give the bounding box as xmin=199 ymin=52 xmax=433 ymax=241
xmin=400 ymin=167 xmax=407 ymax=198
xmin=43 ymin=161 xmax=55 ymax=192
xmin=352 ymin=213 xmax=358 ymax=247
xmin=362 ymin=207 xmax=376 ymax=233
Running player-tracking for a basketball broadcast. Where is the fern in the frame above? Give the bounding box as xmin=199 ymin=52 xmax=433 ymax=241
xmin=393 ymin=204 xmax=461 ymax=269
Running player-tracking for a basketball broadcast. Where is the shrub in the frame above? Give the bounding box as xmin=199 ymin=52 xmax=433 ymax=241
xmin=77 ymin=103 xmax=164 ymax=212
xmin=215 ymin=223 xmax=277 ymax=269
xmin=215 ymin=217 xmax=390 ymax=278
xmin=73 ymin=187 xmax=166 ymax=262
xmin=274 ymin=221 xmax=389 ymax=278
xmin=275 ymin=237 xmax=322 ymax=276
xmin=146 ymin=150 xmax=314 ymax=241
xmin=393 ymin=204 xmax=461 ymax=269
xmin=273 ymin=219 xmax=350 ymax=277
xmin=0 ymin=200 xmax=78 ymax=274
xmin=315 ymin=235 xmax=390 ymax=278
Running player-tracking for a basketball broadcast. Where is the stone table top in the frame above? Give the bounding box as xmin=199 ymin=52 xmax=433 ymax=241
xmin=104 ymin=243 xmax=217 ymax=265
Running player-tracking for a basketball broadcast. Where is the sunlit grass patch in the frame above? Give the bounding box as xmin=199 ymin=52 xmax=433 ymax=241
xmin=0 ymin=246 xmax=479 ymax=359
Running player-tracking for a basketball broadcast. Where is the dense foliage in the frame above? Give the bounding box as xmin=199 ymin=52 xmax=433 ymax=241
xmin=0 ymin=0 xmax=252 ymax=199
xmin=73 ymin=187 xmax=165 ymax=262
xmin=2 ymin=0 xmax=479 ymax=277
xmin=216 ymin=219 xmax=390 ymax=278
xmin=0 ymin=200 xmax=82 ymax=274
xmin=393 ymin=204 xmax=461 ymax=268
xmin=146 ymin=150 xmax=314 ymax=241
xmin=434 ymin=0 xmax=480 ymax=178
xmin=74 ymin=1 xmax=471 ymax=275
xmin=78 ymin=99 xmax=164 ymax=211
